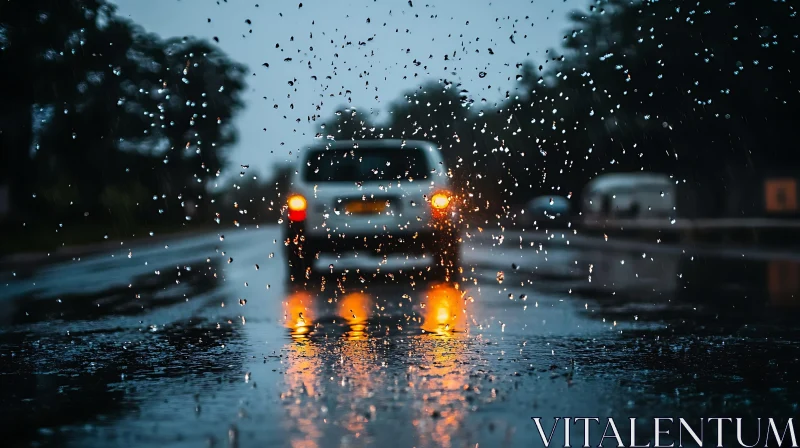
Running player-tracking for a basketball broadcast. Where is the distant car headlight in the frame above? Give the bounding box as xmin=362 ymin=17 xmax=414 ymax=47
xmin=287 ymin=194 xmax=307 ymax=222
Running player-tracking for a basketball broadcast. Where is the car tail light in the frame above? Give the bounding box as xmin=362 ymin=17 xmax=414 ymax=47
xmin=287 ymin=194 xmax=307 ymax=222
xmin=430 ymin=191 xmax=452 ymax=218
xmin=430 ymin=192 xmax=451 ymax=210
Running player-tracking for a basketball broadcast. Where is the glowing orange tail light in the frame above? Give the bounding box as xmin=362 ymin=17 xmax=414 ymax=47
xmin=430 ymin=191 xmax=452 ymax=219
xmin=431 ymin=192 xmax=451 ymax=209
xmin=287 ymin=194 xmax=307 ymax=222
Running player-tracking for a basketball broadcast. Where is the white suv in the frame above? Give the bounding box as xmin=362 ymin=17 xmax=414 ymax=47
xmin=283 ymin=139 xmax=461 ymax=282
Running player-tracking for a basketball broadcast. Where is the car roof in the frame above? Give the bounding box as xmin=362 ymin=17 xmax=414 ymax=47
xmin=299 ymin=139 xmax=446 ymax=173
xmin=529 ymin=196 xmax=569 ymax=205
xmin=584 ymin=172 xmax=672 ymax=194
xmin=304 ymin=139 xmax=439 ymax=152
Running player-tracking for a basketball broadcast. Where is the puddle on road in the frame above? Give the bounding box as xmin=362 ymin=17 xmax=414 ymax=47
xmin=282 ymin=282 xmax=471 ymax=340
xmin=3 ymin=239 xmax=800 ymax=447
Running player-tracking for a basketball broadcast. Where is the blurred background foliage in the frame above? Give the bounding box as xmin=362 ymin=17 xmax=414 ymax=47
xmin=2 ymin=0 xmax=799 ymax=250
xmin=320 ymin=0 xmax=800 ymax=223
xmin=0 ymin=0 xmax=246 ymax=247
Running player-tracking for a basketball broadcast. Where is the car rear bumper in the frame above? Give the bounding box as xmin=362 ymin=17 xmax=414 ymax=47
xmin=286 ymin=222 xmax=459 ymax=254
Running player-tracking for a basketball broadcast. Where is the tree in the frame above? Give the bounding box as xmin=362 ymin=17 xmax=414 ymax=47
xmin=314 ymin=0 xmax=800 ymax=220
xmin=0 ymin=0 xmax=246 ymax=226
xmin=0 ymin=0 xmax=111 ymax=218
xmin=553 ymin=0 xmax=800 ymax=200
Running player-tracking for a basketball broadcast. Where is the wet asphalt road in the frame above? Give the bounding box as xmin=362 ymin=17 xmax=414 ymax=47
xmin=2 ymin=226 xmax=800 ymax=447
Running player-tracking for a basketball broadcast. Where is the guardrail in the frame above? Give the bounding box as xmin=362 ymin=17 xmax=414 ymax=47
xmin=581 ymin=217 xmax=800 ymax=246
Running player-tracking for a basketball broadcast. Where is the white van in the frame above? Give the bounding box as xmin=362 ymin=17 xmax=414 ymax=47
xmin=582 ymin=173 xmax=675 ymax=220
xmin=284 ymin=139 xmax=460 ymax=282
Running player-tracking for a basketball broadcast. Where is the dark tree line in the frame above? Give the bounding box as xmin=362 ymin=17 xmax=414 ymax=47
xmin=0 ymin=0 xmax=246 ymax=231
xmin=216 ymin=164 xmax=295 ymax=226
xmin=320 ymin=0 xmax=799 ymax=221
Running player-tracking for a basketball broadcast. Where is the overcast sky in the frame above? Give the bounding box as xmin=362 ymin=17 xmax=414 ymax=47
xmin=113 ymin=0 xmax=574 ymax=182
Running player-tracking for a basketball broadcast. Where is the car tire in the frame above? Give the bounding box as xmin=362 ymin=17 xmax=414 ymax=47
xmin=286 ymin=240 xmax=314 ymax=282
xmin=430 ymin=237 xmax=461 ymax=281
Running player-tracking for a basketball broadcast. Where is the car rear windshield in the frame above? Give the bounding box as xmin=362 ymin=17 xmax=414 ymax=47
xmin=304 ymin=148 xmax=430 ymax=182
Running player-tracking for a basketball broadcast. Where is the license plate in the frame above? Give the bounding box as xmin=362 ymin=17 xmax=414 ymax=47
xmin=345 ymin=200 xmax=386 ymax=214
